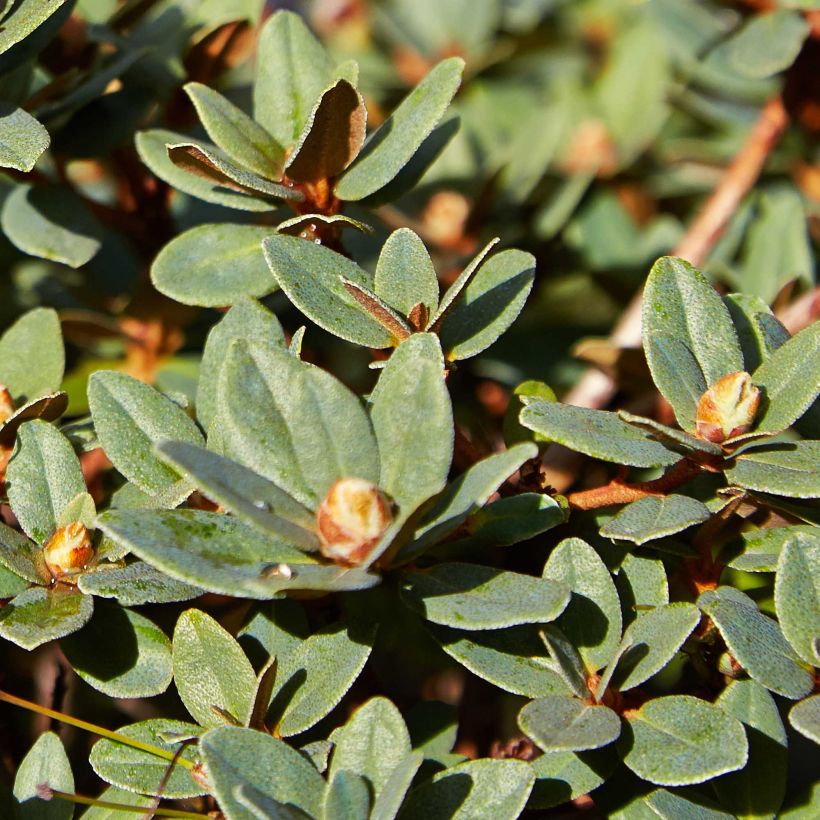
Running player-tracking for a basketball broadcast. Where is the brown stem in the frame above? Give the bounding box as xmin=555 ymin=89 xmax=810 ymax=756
xmin=543 ymin=96 xmax=790 ymax=492
xmin=567 ymin=459 xmax=702 ymax=511
xmin=687 ymin=495 xmax=745 ymax=594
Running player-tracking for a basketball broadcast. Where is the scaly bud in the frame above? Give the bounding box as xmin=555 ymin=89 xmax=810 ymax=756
xmin=696 ymin=371 xmax=761 ymax=443
xmin=43 ymin=522 xmax=94 ymax=582
xmin=316 ymin=477 xmax=393 ymax=566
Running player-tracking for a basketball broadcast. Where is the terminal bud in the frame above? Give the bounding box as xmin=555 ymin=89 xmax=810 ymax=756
xmin=696 ymin=371 xmax=760 ymax=443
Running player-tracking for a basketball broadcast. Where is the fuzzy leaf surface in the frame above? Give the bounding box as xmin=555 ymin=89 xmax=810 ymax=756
xmin=13 ymin=731 xmax=73 ymax=820
xmin=775 ymin=536 xmax=820 ymax=666
xmin=725 ymin=442 xmax=820 ymax=498
xmin=374 ymin=228 xmax=439 ymax=318
xmin=0 ymin=586 xmax=93 ymax=650
xmin=519 ymin=696 xmax=621 ymax=753
xmin=78 ymin=561 xmax=201 ymax=606
xmin=789 ymin=695 xmax=820 ymax=745
xmin=0 ymin=103 xmax=49 ymax=172
xmin=600 ymin=495 xmax=710 ymax=546
xmin=0 ymin=307 xmax=63 ymax=404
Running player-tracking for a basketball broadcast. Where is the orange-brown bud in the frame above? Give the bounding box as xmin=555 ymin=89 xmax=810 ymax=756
xmin=696 ymin=371 xmax=761 ymax=443
xmin=316 ymin=477 xmax=393 ymax=567
xmin=43 ymin=522 xmax=94 ymax=582
xmin=0 ymin=384 xmax=15 ymax=424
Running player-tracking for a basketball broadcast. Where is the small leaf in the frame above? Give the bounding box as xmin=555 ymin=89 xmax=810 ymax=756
xmin=370 ymin=752 xmax=424 ymax=820
xmin=601 ymin=495 xmax=711 ymax=546
xmin=0 ymin=307 xmax=64 ymax=405
xmin=13 ymin=732 xmax=73 ymax=820
xmin=0 ymin=102 xmax=49 ymax=172
xmin=520 ymin=401 xmax=680 ymax=468
xmin=543 ymin=538 xmax=622 ymax=673
xmin=725 ymin=525 xmax=816 ymax=573
xmin=263 ymin=234 xmax=393 ymax=348
xmin=0 ymin=1 xmax=71 ymax=64
xmin=184 ymin=82 xmax=283 ymax=178
xmin=0 ymin=522 xmax=43 ymax=583
xmin=0 ymin=586 xmax=93 ymax=650
xmin=618 ymin=411 xmax=723 ymax=457
xmin=197 ymin=299 xmax=286 ymax=433
xmin=529 ymin=748 xmax=617 ymax=811
xmin=622 ymin=695 xmax=748 ymax=786
xmin=401 ymin=562 xmax=569 ymax=630
xmin=369 ymin=333 xmax=453 ymax=512
xmin=725 ymin=442 xmax=820 ymax=498
xmin=218 ymin=340 xmax=379 ymax=507
xmin=335 ymin=58 xmax=464 ymax=201
xmin=714 ymin=679 xmax=787 ymax=820
xmin=329 ymin=697 xmax=412 ymax=796
xmin=167 ymin=142 xmax=298 ymax=200
xmin=642 ymin=257 xmax=743 ymax=430
xmin=397 ymin=758 xmax=534 ymax=820
xmin=728 ymin=10 xmax=809 ymax=78
xmin=0 ymin=563 xmax=27 ymax=598
xmin=89 ymin=719 xmax=204 ymax=798
xmin=789 ymin=695 xmax=820 ymax=745
xmin=614 ymin=554 xmax=668 ymax=623
xmin=6 ymin=420 xmax=85 ymax=545
xmin=341 ymin=278 xmax=413 ymax=342
xmin=61 ymin=599 xmax=172 ymax=698
xmin=173 ymin=608 xmax=257 ymax=728
xmin=699 ymin=587 xmax=812 ymax=699
xmin=78 ymin=786 xmax=153 ymax=819
xmin=539 ymin=625 xmax=588 ymax=698
xmin=438 ymin=249 xmax=535 ymax=361
xmin=151 ymin=224 xmax=279 ymax=307
xmin=724 ymin=293 xmax=789 ymax=373
xmin=77 ymin=561 xmax=201 ymax=606
xmin=277 ymin=213 xmax=373 ymax=237
xmin=88 ymin=371 xmax=204 ymax=502
xmin=1 ymin=184 xmax=102 ymax=267
xmin=519 ymin=695 xmax=621 ymax=753
xmin=611 ymin=603 xmax=700 ymax=692
xmin=324 ymin=771 xmax=371 ymax=820
xmin=374 ymin=228 xmax=439 ymax=318
xmin=136 ymin=130 xmax=278 ymax=212
xmin=752 ymin=322 xmax=820 ymax=434
xmin=235 ymin=782 xmax=313 ymax=819
xmin=775 ymin=536 xmax=820 ymax=666
xmin=464 ymin=493 xmax=566 ymax=548
xmin=253 ymin=10 xmax=336 ymax=148
xmin=285 ymin=79 xmax=366 ymax=182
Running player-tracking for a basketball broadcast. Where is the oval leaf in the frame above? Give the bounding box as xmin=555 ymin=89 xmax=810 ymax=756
xmin=519 ymin=695 xmax=621 ymax=752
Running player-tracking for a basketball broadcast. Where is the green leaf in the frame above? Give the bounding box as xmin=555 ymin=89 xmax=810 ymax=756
xmin=269 ymin=620 xmax=375 ymax=737
xmin=0 ymin=393 xmax=69 ymax=448
xmin=438 ymin=249 xmax=535 ymax=361
xmin=369 ymin=333 xmax=453 ymax=511
xmin=699 ymin=587 xmax=812 ymax=699
xmin=397 ymin=758 xmax=534 ymax=820
xmin=789 ymin=695 xmax=820 ymax=745
xmin=276 ymin=212 xmax=373 ymax=237
xmin=374 ymin=228 xmax=439 ymax=318
xmin=89 ymin=719 xmax=204 ymax=798
xmin=88 ymin=371 xmax=204 ymax=502
xmin=714 ymin=679 xmax=787 ymax=820
xmin=253 ymin=10 xmax=335 ymax=148
xmin=520 ymin=401 xmax=680 ymax=468
xmin=323 ymin=771 xmax=371 ymax=820
xmin=97 ymin=509 xmax=371 ymax=599
xmin=60 ymin=599 xmax=172 ymax=698
xmin=167 ymin=142 xmax=297 ymax=200
xmin=1 ymin=184 xmax=102 ymax=268
xmin=0 ymin=563 xmax=27 ymax=598
xmin=151 ymin=224 xmax=279 ymax=307
xmin=752 ymin=322 xmax=820 ymax=434
xmin=611 ymin=603 xmax=700 ymax=692
xmin=219 ymin=340 xmax=379 ymax=507
xmin=723 ymin=293 xmax=789 ymax=373
xmin=284 ymin=79 xmax=366 ymax=182
xmin=0 ymin=307 xmax=63 ymax=405
xmin=529 ymin=748 xmax=617 ymax=811
xmin=0 ymin=1 xmax=71 ymax=60
xmin=77 ymin=561 xmax=201 ymax=606
xmin=725 ymin=442 xmax=820 ymax=498
xmin=519 ymin=695 xmax=621 ymax=753
xmin=725 ymin=525 xmax=817 ymax=573
xmin=156 ymin=441 xmax=318 ymax=550
xmin=464 ymin=493 xmax=566 ymax=548
xmin=173 ymin=608 xmax=257 ymax=728
xmin=642 ymin=257 xmax=743 ymax=430
xmin=622 ymin=695 xmax=748 ymax=786
xmin=197 ymin=299 xmax=286 ymax=433
xmin=0 ymin=522 xmax=43 ymax=583
xmin=6 ymin=421 xmax=85 ymax=545
xmin=0 ymin=586 xmax=93 ymax=650
xmin=13 ymin=732 xmax=73 ymax=820
xmin=614 ymin=554 xmax=669 ymax=623
xmin=184 ymin=82 xmax=283 ymax=178
xmin=235 ymin=782 xmax=313 ymax=819
xmin=335 ymin=57 xmax=463 ymax=201
xmin=0 ymin=103 xmax=48 ymax=172
xmin=775 ymin=536 xmax=820 ymax=666
xmin=329 ymin=697 xmax=412 ymax=796
xmin=78 ymin=786 xmax=153 ymax=819
xmin=600 ymin=495 xmax=711 ymax=546
xmin=539 ymin=624 xmax=588 ymax=698
xmin=370 ymin=752 xmax=424 ymax=820
xmin=136 ymin=130 xmax=278 ymax=212
xmin=431 ymin=624 xmax=571 ymax=698
xmin=401 ymin=562 xmax=569 ymax=630
xmin=618 ymin=412 xmax=723 ymax=457
xmin=728 ymin=10 xmax=809 ymax=78
xmin=543 ymin=538 xmax=622 ymax=673
xmin=56 ymin=491 xmax=95 ymax=529
xmin=239 ymin=599 xmax=310 ymax=672
xmin=263 ymin=234 xmax=393 ymax=348
xmin=401 ymin=443 xmax=536 ymax=561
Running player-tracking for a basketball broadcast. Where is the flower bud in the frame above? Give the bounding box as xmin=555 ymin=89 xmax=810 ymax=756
xmin=696 ymin=371 xmax=761 ymax=443
xmin=316 ymin=477 xmax=393 ymax=566
xmin=43 ymin=522 xmax=94 ymax=582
